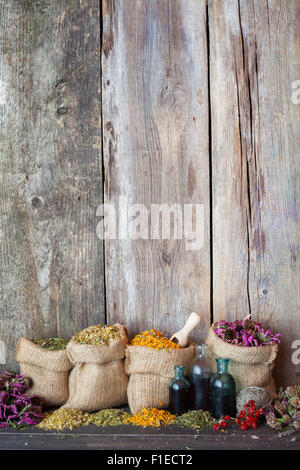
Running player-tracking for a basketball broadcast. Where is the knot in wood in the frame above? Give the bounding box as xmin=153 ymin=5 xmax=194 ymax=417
xmin=31 ymin=196 xmax=43 ymax=208
xmin=57 ymin=107 xmax=68 ymax=116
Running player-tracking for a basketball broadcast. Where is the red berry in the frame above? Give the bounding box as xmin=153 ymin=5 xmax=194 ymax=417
xmin=258 ymin=409 xmax=264 ymax=415
xmin=213 ymin=424 xmax=220 ymax=431
xmin=241 ymin=422 xmax=248 ymax=431
xmin=224 ymin=415 xmax=231 ymax=421
xmin=220 ymin=421 xmax=227 ymax=427
xmin=240 ymin=410 xmax=246 ymax=418
xmin=251 ymin=422 xmax=257 ymax=429
xmin=244 ymin=403 xmax=250 ymax=408
xmin=249 ymin=400 xmax=255 ymax=405
xmin=235 ymin=418 xmax=241 ymax=425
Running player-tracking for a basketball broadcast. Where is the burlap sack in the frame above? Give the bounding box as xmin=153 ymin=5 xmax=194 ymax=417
xmin=16 ymin=337 xmax=72 ymax=406
xmin=125 ymin=344 xmax=195 ymax=414
xmin=206 ymin=325 xmax=278 ymax=398
xmin=64 ymin=324 xmax=128 ymax=412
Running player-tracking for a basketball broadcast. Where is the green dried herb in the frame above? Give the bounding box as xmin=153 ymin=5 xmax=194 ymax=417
xmin=175 ymin=410 xmax=216 ymax=431
xmin=33 ymin=337 xmax=68 ymax=350
xmin=92 ymin=409 xmax=130 ymax=427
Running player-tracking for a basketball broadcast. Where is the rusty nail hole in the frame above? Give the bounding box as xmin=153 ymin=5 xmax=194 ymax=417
xmin=107 ymin=80 xmax=110 ymax=85
xmin=263 ymin=289 xmax=268 ymax=294
xmin=78 ymin=196 xmax=81 ymax=201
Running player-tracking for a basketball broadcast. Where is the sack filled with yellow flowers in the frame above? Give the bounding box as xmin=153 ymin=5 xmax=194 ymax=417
xmin=125 ymin=329 xmax=194 ymax=414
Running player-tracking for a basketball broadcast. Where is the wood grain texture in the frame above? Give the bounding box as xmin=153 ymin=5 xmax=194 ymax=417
xmin=0 ymin=0 xmax=104 ymax=370
xmin=0 ymin=0 xmax=299 ymax=387
xmin=210 ymin=0 xmax=300 ymax=386
xmin=102 ymin=0 xmax=210 ymax=342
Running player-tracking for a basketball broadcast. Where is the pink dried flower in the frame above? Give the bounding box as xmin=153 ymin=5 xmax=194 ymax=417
xmin=213 ymin=319 xmax=280 ymax=347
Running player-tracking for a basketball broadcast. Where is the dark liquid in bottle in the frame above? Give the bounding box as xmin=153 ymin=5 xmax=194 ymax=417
xmin=189 ymin=374 xmax=213 ymax=411
xmin=169 ymin=381 xmax=190 ymax=415
xmin=210 ymin=392 xmax=236 ymax=419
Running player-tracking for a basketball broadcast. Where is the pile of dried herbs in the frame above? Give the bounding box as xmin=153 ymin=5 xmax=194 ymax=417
xmin=72 ymin=324 xmax=120 ymax=346
xmin=265 ymin=385 xmax=300 ymax=433
xmin=131 ymin=329 xmax=180 ymax=350
xmin=37 ymin=408 xmax=92 ymax=431
xmin=214 ymin=317 xmax=280 ymax=347
xmin=123 ymin=407 xmax=176 ymax=427
xmin=175 ymin=410 xmax=216 ymax=431
xmin=92 ymin=408 xmax=129 ymax=427
xmin=0 ymin=371 xmax=44 ymax=429
xmin=33 ymin=338 xmax=68 ymax=351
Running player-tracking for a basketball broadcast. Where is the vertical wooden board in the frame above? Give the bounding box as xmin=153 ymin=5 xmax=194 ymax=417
xmin=209 ymin=0 xmax=252 ymax=321
xmin=246 ymin=0 xmax=300 ymax=386
xmin=0 ymin=0 xmax=104 ymax=370
xmin=210 ymin=0 xmax=300 ymax=386
xmin=102 ymin=0 xmax=210 ymax=341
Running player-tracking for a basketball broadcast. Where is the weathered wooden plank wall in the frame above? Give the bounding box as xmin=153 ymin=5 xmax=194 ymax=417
xmin=102 ymin=0 xmax=211 ymax=341
xmin=0 ymin=0 xmax=299 ymax=386
xmin=0 ymin=0 xmax=104 ymax=370
xmin=209 ymin=0 xmax=300 ymax=387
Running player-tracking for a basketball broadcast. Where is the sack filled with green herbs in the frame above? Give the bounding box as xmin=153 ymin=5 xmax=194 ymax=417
xmin=64 ymin=323 xmax=128 ymax=412
xmin=16 ymin=337 xmax=72 ymax=406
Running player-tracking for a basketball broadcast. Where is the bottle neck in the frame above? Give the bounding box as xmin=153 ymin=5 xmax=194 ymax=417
xmin=174 ymin=366 xmax=186 ymax=380
xmin=195 ymin=344 xmax=206 ymax=359
xmin=216 ymin=358 xmax=229 ymax=374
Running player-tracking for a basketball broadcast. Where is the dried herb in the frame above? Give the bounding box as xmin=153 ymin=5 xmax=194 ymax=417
xmin=123 ymin=407 xmax=176 ymax=427
xmin=131 ymin=329 xmax=180 ymax=350
xmin=175 ymin=410 xmax=216 ymax=431
xmin=37 ymin=408 xmax=92 ymax=431
xmin=0 ymin=371 xmax=44 ymax=429
xmin=92 ymin=408 xmax=130 ymax=427
xmin=265 ymin=385 xmax=300 ymax=432
xmin=33 ymin=338 xmax=68 ymax=351
xmin=72 ymin=324 xmax=120 ymax=346
xmin=214 ymin=317 xmax=280 ymax=347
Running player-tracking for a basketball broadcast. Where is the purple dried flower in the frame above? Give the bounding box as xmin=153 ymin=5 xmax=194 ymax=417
xmin=0 ymin=371 xmax=44 ymax=429
xmin=266 ymin=385 xmax=300 ymax=433
xmin=213 ymin=319 xmax=280 ymax=347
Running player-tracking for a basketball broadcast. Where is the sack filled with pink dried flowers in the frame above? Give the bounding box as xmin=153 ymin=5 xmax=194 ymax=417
xmin=206 ymin=316 xmax=280 ymax=398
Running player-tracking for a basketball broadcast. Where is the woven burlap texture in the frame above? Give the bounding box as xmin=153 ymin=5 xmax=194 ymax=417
xmin=64 ymin=323 xmax=128 ymax=412
xmin=125 ymin=344 xmax=195 ymax=414
xmin=16 ymin=337 xmax=72 ymax=406
xmin=206 ymin=324 xmax=278 ymax=398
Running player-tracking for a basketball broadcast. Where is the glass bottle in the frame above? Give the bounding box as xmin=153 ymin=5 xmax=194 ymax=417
xmin=169 ymin=365 xmax=190 ymax=415
xmin=209 ymin=358 xmax=236 ymax=419
xmin=187 ymin=344 xmax=213 ymax=411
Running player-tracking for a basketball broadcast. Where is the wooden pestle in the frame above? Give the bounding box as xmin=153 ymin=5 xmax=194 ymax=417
xmin=170 ymin=312 xmax=201 ymax=347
